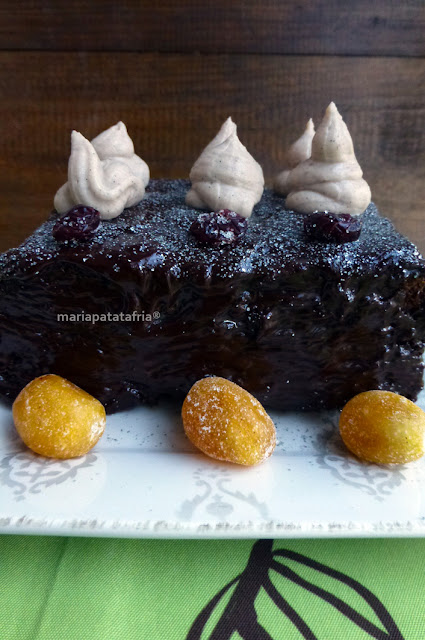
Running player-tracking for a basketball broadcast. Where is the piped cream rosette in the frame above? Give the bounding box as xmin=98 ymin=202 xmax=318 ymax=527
xmin=54 ymin=122 xmax=150 ymax=220
xmin=186 ymin=117 xmax=264 ymax=219
xmin=286 ymin=103 xmax=371 ymax=216
xmin=274 ymin=118 xmax=315 ymax=196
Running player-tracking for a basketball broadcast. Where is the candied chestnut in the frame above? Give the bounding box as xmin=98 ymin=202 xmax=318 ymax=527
xmin=13 ymin=374 xmax=106 ymax=459
xmin=182 ymin=376 xmax=276 ymax=466
xmin=339 ymin=390 xmax=425 ymax=464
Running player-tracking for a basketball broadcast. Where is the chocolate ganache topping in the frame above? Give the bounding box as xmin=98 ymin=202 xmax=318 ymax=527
xmin=0 ymin=180 xmax=424 ymax=414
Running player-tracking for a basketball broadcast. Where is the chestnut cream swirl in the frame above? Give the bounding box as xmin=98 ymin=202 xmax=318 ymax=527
xmin=186 ymin=117 xmax=264 ymax=219
xmin=54 ymin=122 xmax=150 ymax=220
xmin=286 ymin=103 xmax=371 ymax=216
xmin=274 ymin=118 xmax=315 ymax=196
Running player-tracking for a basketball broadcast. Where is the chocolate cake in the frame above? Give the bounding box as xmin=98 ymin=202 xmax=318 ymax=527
xmin=0 ymin=179 xmax=424 ymax=413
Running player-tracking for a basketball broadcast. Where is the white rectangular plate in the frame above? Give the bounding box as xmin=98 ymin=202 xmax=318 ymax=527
xmin=1 ymin=386 xmax=425 ymax=539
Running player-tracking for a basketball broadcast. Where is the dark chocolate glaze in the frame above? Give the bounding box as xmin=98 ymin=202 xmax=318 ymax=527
xmin=0 ymin=179 xmax=424 ymax=413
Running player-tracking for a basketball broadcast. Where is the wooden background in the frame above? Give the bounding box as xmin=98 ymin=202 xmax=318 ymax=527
xmin=0 ymin=1 xmax=424 ymax=252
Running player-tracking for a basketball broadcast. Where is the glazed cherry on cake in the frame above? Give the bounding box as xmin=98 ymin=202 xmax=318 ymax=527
xmin=190 ymin=210 xmax=248 ymax=247
xmin=304 ymin=212 xmax=362 ymax=244
xmin=53 ymin=205 xmax=100 ymax=242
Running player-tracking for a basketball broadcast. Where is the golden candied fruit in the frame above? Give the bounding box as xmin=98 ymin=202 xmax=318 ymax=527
xmin=182 ymin=377 xmax=276 ymax=466
xmin=13 ymin=374 xmax=106 ymax=459
xmin=339 ymin=390 xmax=425 ymax=464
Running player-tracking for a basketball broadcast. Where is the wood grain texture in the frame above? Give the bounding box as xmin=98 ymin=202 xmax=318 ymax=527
xmin=1 ymin=0 xmax=424 ymax=57
xmin=0 ymin=52 xmax=424 ymax=252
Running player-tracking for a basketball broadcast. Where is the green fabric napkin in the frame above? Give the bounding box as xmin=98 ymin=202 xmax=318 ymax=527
xmin=1 ymin=536 xmax=424 ymax=639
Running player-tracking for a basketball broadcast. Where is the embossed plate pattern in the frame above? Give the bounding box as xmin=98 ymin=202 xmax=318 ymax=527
xmin=1 ymin=387 xmax=425 ymax=538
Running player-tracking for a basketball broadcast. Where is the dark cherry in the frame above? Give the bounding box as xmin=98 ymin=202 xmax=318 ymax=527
xmin=53 ymin=205 xmax=101 ymax=242
xmin=190 ymin=209 xmax=248 ymax=247
xmin=304 ymin=212 xmax=362 ymax=244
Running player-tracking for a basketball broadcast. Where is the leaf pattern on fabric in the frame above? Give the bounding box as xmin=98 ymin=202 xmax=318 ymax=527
xmin=187 ymin=540 xmax=405 ymax=640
